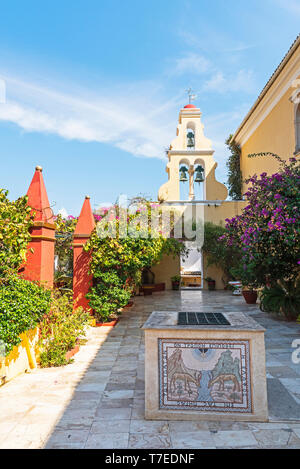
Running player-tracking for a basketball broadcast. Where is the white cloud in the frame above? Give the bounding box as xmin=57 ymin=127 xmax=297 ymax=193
xmin=203 ymin=70 xmax=256 ymax=94
xmin=0 ymin=75 xmax=180 ymax=160
xmin=179 ymin=30 xmax=256 ymax=55
xmin=169 ymin=42 xmax=257 ymax=96
xmin=0 ymin=63 xmax=255 ymax=174
xmin=173 ymin=53 xmax=211 ymax=75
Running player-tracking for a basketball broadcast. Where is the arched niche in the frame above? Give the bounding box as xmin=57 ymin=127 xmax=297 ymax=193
xmin=179 ymin=159 xmax=190 ymax=201
xmin=179 ymin=157 xmax=191 ymax=167
xmin=186 ymin=121 xmax=195 ymax=150
xmin=194 ymin=158 xmax=205 ymax=200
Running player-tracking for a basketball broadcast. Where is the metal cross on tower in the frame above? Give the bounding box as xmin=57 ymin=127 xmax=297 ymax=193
xmin=186 ymin=87 xmax=197 ymax=104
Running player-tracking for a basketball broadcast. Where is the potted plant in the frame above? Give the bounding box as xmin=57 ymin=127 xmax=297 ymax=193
xmin=171 ymin=275 xmax=181 ymax=291
xmin=205 ymin=277 xmax=216 ymax=291
xmin=230 ymin=266 xmax=258 ymax=304
xmin=142 ymin=285 xmax=155 ymax=296
xmin=259 ymin=279 xmax=300 ymax=321
xmin=242 ymin=288 xmax=258 ymax=304
xmin=124 ymin=299 xmax=134 ymax=308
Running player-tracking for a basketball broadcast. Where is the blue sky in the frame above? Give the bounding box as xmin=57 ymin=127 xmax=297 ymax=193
xmin=0 ymin=0 xmax=299 ymax=215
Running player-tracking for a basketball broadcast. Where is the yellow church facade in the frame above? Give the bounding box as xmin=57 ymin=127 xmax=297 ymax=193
xmin=233 ymin=34 xmax=300 ymax=190
xmin=153 ymin=35 xmax=300 ymax=290
xmin=153 ymin=103 xmax=246 ymax=290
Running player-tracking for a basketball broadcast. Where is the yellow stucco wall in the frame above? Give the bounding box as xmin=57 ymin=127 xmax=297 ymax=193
xmin=202 ymin=201 xmax=247 ymax=290
xmin=0 ymin=328 xmax=39 ymax=386
xmin=203 ymin=253 xmax=226 ymax=290
xmin=240 ymin=83 xmax=299 ymax=190
xmin=204 ymin=200 xmax=247 ymax=226
xmin=150 ymin=200 xmax=247 ymax=291
xmin=151 ymin=254 xmax=181 ymax=290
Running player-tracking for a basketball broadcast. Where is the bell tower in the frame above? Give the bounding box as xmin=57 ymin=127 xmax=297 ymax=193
xmin=158 ymin=103 xmax=228 ymax=202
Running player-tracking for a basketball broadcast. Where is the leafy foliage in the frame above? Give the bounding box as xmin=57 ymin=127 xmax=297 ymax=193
xmin=260 ymin=280 xmax=300 ymax=321
xmin=87 ymin=270 xmax=131 ymax=321
xmin=0 ymin=189 xmax=33 ymax=278
xmin=0 ymin=275 xmax=51 ymax=355
xmin=221 ymin=154 xmax=300 ymax=317
xmin=171 ymin=275 xmax=181 ymax=282
xmin=202 ymin=222 xmax=241 ymax=281
xmin=54 ymin=214 xmax=77 ymax=288
xmin=225 ymin=135 xmax=243 ymax=200
xmin=86 ymin=202 xmax=185 ymax=322
xmin=39 ymin=290 xmax=90 ymax=367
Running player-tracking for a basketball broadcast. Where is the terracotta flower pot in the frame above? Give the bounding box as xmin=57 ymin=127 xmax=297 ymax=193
xmin=65 ymin=344 xmax=80 ymax=361
xmin=125 ymin=300 xmax=134 ymax=308
xmin=242 ymin=290 xmax=258 ymax=304
xmin=95 ymin=319 xmax=119 ymax=327
xmin=142 ymin=285 xmax=155 ymax=296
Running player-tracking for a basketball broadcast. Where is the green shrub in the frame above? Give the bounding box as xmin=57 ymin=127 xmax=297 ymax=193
xmin=39 ymin=291 xmax=90 ymax=367
xmin=260 ymin=280 xmax=300 ymax=321
xmin=171 ymin=275 xmax=181 ymax=282
xmin=0 ymin=275 xmax=51 ymax=355
xmin=87 ymin=271 xmax=131 ymax=323
xmin=86 ymin=202 xmax=185 ymax=322
xmin=0 ymin=189 xmax=33 ymax=278
xmin=202 ymin=222 xmax=241 ymax=282
xmin=54 ymin=214 xmax=77 ymax=282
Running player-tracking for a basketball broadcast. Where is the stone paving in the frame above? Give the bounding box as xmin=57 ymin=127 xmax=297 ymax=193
xmin=1 ymin=290 xmax=300 ymax=449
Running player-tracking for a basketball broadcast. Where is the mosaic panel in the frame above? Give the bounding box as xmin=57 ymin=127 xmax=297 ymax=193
xmin=158 ymin=339 xmax=252 ymax=414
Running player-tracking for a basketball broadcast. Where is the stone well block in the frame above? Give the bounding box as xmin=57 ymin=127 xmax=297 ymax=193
xmin=142 ymin=311 xmax=268 ymax=422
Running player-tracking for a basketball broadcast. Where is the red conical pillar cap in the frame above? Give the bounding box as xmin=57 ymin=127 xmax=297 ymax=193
xmin=21 ymin=166 xmax=55 ymax=288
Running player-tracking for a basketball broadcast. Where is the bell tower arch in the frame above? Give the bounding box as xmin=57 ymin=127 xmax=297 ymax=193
xmin=158 ymin=104 xmax=228 ymax=202
xmin=153 ymin=99 xmax=247 ymax=291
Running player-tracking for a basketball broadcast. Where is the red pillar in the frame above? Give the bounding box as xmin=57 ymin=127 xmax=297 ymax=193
xmin=73 ymin=196 xmax=95 ymax=311
xmin=21 ymin=166 xmax=55 ymax=288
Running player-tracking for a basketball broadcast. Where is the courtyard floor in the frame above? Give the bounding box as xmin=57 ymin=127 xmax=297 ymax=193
xmin=1 ymin=290 xmax=300 ymax=449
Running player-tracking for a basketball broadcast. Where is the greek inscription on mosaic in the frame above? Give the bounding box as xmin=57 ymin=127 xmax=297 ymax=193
xmin=158 ymin=339 xmax=252 ymax=414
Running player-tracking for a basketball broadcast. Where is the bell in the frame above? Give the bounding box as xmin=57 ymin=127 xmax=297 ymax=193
xmin=194 ymin=165 xmax=204 ymax=183
xmin=179 ymin=166 xmax=188 ymax=182
xmin=187 ymin=131 xmax=195 ymax=149
xmin=180 ymin=171 xmax=188 ymax=182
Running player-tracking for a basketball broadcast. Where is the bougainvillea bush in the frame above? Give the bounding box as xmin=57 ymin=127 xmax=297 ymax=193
xmin=86 ymin=202 xmax=186 ymax=322
xmin=221 ymin=154 xmax=300 ymax=319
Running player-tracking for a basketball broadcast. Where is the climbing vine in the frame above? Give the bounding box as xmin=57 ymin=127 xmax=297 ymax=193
xmin=202 ymin=222 xmax=241 ymax=280
xmin=85 ymin=202 xmax=186 ymax=322
xmin=54 ymin=214 xmax=77 ymax=287
xmin=225 ymin=135 xmax=243 ymax=200
xmin=0 ymin=189 xmax=34 ymax=279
